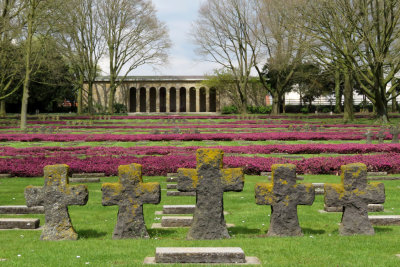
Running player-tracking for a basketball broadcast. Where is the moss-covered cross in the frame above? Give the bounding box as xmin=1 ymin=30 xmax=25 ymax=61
xmin=177 ymin=148 xmax=244 ymax=240
xmin=255 ymin=164 xmax=315 ymax=236
xmin=101 ymin=163 xmax=160 ymax=239
xmin=24 ymin=164 xmax=88 ymax=240
xmin=324 ymin=163 xmax=385 ymax=235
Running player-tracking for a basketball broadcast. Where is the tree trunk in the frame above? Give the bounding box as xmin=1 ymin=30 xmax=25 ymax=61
xmin=0 ymin=100 xmax=5 ymax=117
xmin=271 ymin=91 xmax=280 ymax=115
xmin=107 ymin=75 xmax=116 ymax=114
xmin=77 ymin=74 xmax=83 ymax=114
xmin=334 ymin=67 xmax=342 ymax=113
xmin=342 ymin=68 xmax=354 ymax=122
xmin=392 ymin=90 xmax=398 ymax=113
xmin=20 ymin=5 xmax=34 ymax=130
xmin=87 ymin=81 xmax=93 ymax=114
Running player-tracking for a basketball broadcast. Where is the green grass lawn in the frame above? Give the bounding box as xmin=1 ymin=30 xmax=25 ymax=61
xmin=1 ymin=175 xmax=400 ymax=266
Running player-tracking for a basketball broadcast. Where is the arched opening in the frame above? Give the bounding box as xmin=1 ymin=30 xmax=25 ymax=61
xmin=189 ymin=87 xmax=196 ymax=112
xmin=129 ymin=87 xmax=136 ymax=112
xmin=200 ymin=87 xmax=206 ymax=112
xmin=179 ymin=87 xmax=186 ymax=112
xmin=170 ymin=87 xmax=176 ymax=112
xmin=210 ymin=88 xmax=217 ymax=112
xmin=159 ymin=87 xmax=166 ymax=112
xmin=140 ymin=87 xmax=146 ymax=112
xmin=150 ymin=87 xmax=156 ymax=112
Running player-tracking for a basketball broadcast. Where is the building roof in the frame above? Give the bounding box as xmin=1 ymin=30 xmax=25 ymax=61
xmin=95 ymin=76 xmax=206 ymax=82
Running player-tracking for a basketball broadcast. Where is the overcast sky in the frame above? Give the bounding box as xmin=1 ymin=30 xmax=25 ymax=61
xmin=100 ymin=0 xmax=219 ymax=77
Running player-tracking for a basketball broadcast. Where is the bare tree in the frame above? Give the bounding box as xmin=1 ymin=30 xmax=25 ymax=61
xmin=56 ymin=0 xmax=104 ymax=114
xmin=247 ymin=0 xmax=309 ymax=115
xmin=0 ymin=0 xmax=25 ymax=116
xmin=193 ymin=0 xmax=259 ymax=114
xmin=99 ymin=0 xmax=171 ymax=114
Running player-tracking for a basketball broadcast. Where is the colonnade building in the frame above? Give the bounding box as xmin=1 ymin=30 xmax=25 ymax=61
xmin=91 ymin=76 xmax=220 ymax=114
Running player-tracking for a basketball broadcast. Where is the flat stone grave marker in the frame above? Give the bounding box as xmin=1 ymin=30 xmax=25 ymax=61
xmin=102 ymin=163 xmax=160 ymax=239
xmin=72 ymin=173 xmax=105 ymax=178
xmin=324 ymin=163 xmax=385 ymax=235
xmin=177 ymin=148 xmax=244 ymax=240
xmin=161 ymin=216 xmax=193 ymax=227
xmin=368 ymin=176 xmax=400 ymax=181
xmin=25 ymin=164 xmax=88 ymax=240
xmin=0 ymin=205 xmax=44 ymax=214
xmin=0 ymin=174 xmax=12 ymax=178
xmin=255 ymin=164 xmax=315 ymax=236
xmin=323 ymin=204 xmax=384 ymax=213
xmin=69 ymin=178 xmax=100 ymax=183
xmin=368 ymin=172 xmax=387 ymax=176
xmin=166 ymin=184 xmax=177 ymax=189
xmin=166 ymin=191 xmax=196 ymax=196
xmin=0 ymin=218 xmax=40 ymax=229
xmin=369 ymin=215 xmax=400 ymax=225
xmin=144 ymin=247 xmax=261 ymax=265
xmin=163 ymin=205 xmax=195 ymax=214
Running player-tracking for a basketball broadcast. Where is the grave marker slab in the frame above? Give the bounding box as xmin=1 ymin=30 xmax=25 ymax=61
xmin=369 ymin=215 xmax=400 ymax=225
xmin=323 ymin=204 xmax=384 ymax=213
xmin=163 ymin=205 xmax=195 ymax=214
xmin=166 ymin=191 xmax=196 ymax=196
xmin=0 ymin=218 xmax=40 ymax=229
xmin=324 ymin=163 xmax=385 ymax=235
xmin=166 ymin=184 xmax=177 ymax=189
xmin=102 ymin=163 xmax=160 ymax=239
xmin=0 ymin=205 xmax=44 ymax=214
xmin=25 ymin=164 xmax=88 ymax=240
xmin=161 ymin=216 xmax=193 ymax=227
xmin=177 ymin=148 xmax=244 ymax=240
xmin=255 ymin=164 xmax=315 ymax=236
xmin=72 ymin=173 xmax=105 ymax=178
xmin=69 ymin=178 xmax=100 ymax=183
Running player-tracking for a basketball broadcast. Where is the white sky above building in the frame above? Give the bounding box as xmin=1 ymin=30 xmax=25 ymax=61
xmin=100 ymin=0 xmax=220 ymax=76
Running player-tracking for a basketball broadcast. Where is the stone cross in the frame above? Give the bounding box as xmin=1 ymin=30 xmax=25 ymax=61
xmin=376 ymin=129 xmax=386 ymax=144
xmin=324 ymin=163 xmax=385 ymax=235
xmin=255 ymin=164 xmax=315 ymax=236
xmin=102 ymin=163 xmax=160 ymax=239
xmin=390 ymin=126 xmax=400 ymax=143
xmin=364 ymin=129 xmax=374 ymax=144
xmin=177 ymin=148 xmax=244 ymax=240
xmin=24 ymin=164 xmax=88 ymax=240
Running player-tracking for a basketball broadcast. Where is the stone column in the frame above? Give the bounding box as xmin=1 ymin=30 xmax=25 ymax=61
xmin=156 ymin=88 xmax=160 ymax=113
xmin=136 ymin=88 xmax=140 ymax=113
xmin=176 ymin=89 xmax=180 ymax=113
xmin=186 ymin=89 xmax=190 ymax=113
xmin=166 ymin=88 xmax=171 ymax=113
xmin=206 ymin=88 xmax=210 ymax=112
xmin=146 ymin=88 xmax=150 ymax=113
xmin=196 ymin=88 xmax=200 ymax=113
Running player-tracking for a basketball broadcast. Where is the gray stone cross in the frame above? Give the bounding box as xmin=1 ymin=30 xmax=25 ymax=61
xmin=255 ymin=164 xmax=315 ymax=236
xmin=390 ymin=126 xmax=400 ymax=143
xmin=25 ymin=164 xmax=88 ymax=240
xmin=102 ymin=163 xmax=160 ymax=239
xmin=324 ymin=163 xmax=385 ymax=235
xmin=364 ymin=129 xmax=374 ymax=144
xmin=376 ymin=129 xmax=386 ymax=144
xmin=177 ymin=148 xmax=244 ymax=240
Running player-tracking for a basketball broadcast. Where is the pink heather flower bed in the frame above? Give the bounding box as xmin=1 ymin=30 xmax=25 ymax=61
xmin=1 ymin=143 xmax=399 ymax=157
xmin=0 ymin=131 xmax=389 ymax=142
xmin=0 ymin=153 xmax=398 ymax=177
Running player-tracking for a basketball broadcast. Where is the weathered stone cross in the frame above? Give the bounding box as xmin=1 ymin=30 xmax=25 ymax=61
xmin=24 ymin=164 xmax=88 ymax=240
xmin=390 ymin=125 xmax=400 ymax=143
xmin=364 ymin=129 xmax=374 ymax=144
xmin=177 ymin=148 xmax=244 ymax=240
xmin=255 ymin=164 xmax=315 ymax=236
xmin=324 ymin=163 xmax=385 ymax=235
xmin=376 ymin=129 xmax=386 ymax=144
xmin=102 ymin=163 xmax=160 ymax=239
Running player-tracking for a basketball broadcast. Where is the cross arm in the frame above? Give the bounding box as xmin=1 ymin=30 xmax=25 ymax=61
xmin=177 ymin=168 xmax=197 ymax=192
xmin=255 ymin=183 xmax=275 ymax=205
xmin=102 ymin=183 xmax=123 ymax=206
xmin=324 ymin=184 xmax=345 ymax=207
xmin=294 ymin=183 xmax=315 ymax=205
xmin=24 ymin=186 xmax=44 ymax=207
xmin=139 ymin=182 xmax=161 ymax=204
xmin=359 ymin=182 xmax=385 ymax=204
xmin=221 ymin=168 xmax=244 ymax=192
xmin=65 ymin=184 xmax=89 ymax=206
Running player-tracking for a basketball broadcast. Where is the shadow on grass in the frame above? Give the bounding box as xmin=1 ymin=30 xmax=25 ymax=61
xmin=374 ymin=227 xmax=393 ymax=233
xmin=78 ymin=229 xmax=108 ymax=238
xmin=148 ymin=228 xmax=178 ymax=237
xmin=302 ymin=228 xmax=326 ymax=235
xmin=228 ymin=226 xmax=261 ymax=235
